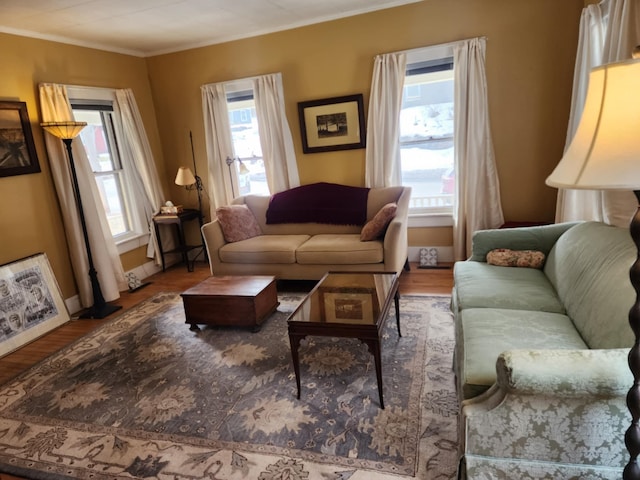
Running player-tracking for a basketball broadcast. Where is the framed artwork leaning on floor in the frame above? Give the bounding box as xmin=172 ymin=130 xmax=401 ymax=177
xmin=0 ymin=253 xmax=70 ymax=358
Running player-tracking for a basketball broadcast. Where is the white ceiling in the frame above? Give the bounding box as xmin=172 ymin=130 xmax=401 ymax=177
xmin=0 ymin=0 xmax=420 ymax=57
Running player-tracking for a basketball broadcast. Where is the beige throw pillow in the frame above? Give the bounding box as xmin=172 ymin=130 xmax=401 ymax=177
xmin=216 ymin=205 xmax=262 ymax=243
xmin=360 ymin=203 xmax=397 ymax=241
xmin=486 ymin=248 xmax=546 ymax=269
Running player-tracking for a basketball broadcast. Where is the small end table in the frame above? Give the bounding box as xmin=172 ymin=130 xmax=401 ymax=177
xmin=153 ymin=209 xmax=206 ymax=272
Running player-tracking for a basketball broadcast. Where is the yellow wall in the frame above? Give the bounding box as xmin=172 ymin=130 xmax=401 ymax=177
xmin=0 ymin=33 xmax=165 ymax=299
xmin=0 ymin=0 xmax=582 ymax=302
xmin=147 ymin=0 xmax=582 ymax=247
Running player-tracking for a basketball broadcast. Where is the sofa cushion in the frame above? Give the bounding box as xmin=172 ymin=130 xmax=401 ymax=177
xmin=218 ymin=235 xmax=310 ymax=264
xmin=296 ymin=234 xmax=384 ymax=265
xmin=360 ymin=203 xmax=397 ymax=241
xmin=216 ymin=204 xmax=261 ymax=242
xmin=544 ymin=221 xmax=635 ymax=349
xmin=458 ymin=308 xmax=588 ymax=399
xmin=453 ymin=261 xmax=565 ymax=313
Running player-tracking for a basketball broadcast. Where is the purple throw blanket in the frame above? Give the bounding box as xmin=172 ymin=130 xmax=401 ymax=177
xmin=266 ymin=182 xmax=370 ymax=225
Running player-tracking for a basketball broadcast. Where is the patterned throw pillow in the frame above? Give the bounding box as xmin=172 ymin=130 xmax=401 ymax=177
xmin=486 ymin=248 xmax=546 ymax=269
xmin=360 ymin=203 xmax=397 ymax=241
xmin=216 ymin=205 xmax=262 ymax=243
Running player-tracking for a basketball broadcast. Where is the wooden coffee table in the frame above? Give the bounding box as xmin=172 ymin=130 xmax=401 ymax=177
xmin=180 ymin=275 xmax=278 ymax=331
xmin=287 ymin=271 xmax=400 ymax=409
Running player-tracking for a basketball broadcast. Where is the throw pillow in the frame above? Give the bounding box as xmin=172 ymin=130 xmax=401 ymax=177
xmin=216 ymin=205 xmax=262 ymax=243
xmin=360 ymin=203 xmax=397 ymax=241
xmin=486 ymin=248 xmax=546 ymax=269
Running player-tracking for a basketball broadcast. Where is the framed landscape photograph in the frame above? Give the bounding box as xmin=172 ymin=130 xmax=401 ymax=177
xmin=0 ymin=101 xmax=40 ymax=178
xmin=298 ymin=94 xmax=366 ymax=154
xmin=0 ymin=253 xmax=70 ymax=358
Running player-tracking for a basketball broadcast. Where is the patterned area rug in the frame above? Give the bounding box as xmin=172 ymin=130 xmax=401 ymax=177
xmin=0 ymin=292 xmax=458 ymax=480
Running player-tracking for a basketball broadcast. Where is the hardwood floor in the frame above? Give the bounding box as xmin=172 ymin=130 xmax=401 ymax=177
xmin=0 ymin=261 xmax=453 ymax=387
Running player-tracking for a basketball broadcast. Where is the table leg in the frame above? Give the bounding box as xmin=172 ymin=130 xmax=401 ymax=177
xmin=362 ymin=338 xmax=385 ymax=409
xmin=395 ymin=290 xmax=401 ymax=337
xmin=175 ymin=223 xmax=192 ymax=272
xmin=154 ymin=223 xmax=166 ymax=272
xmin=288 ymin=333 xmax=304 ymax=399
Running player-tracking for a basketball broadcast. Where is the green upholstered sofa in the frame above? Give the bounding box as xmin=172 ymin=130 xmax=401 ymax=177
xmin=452 ymin=221 xmax=635 ymax=479
xmin=201 ymin=185 xmax=410 ymax=280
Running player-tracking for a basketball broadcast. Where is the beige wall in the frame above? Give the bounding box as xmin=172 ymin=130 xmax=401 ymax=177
xmin=0 ymin=0 xmax=582 ymax=302
xmin=147 ymin=0 xmax=583 ymax=245
xmin=0 ymin=33 xmax=165 ymax=299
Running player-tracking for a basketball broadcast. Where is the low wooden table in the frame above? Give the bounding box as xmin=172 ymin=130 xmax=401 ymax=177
xmin=180 ymin=276 xmax=278 ymax=331
xmin=287 ymin=271 xmax=400 ymax=409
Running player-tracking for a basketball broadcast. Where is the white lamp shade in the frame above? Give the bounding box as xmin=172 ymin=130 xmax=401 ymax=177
xmin=41 ymin=121 xmax=87 ymax=140
xmin=546 ymin=58 xmax=640 ymax=190
xmin=175 ymin=166 xmax=197 ymax=186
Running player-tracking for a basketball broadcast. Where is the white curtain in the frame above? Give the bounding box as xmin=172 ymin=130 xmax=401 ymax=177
xmin=114 ymin=89 xmax=167 ymax=263
xmin=202 ymin=73 xmax=300 ymax=216
xmin=39 ymin=83 xmax=126 ymax=307
xmin=201 ymin=83 xmax=235 ymax=216
xmin=453 ymin=37 xmax=504 ymax=261
xmin=253 ymin=73 xmax=300 ymax=193
xmin=365 ymin=52 xmax=407 ymax=187
xmin=555 ymin=0 xmax=639 ymax=226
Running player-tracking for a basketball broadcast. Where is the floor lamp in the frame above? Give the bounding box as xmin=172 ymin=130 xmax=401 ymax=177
xmin=41 ymin=121 xmax=122 ymax=320
xmin=225 ymin=156 xmax=250 ymax=198
xmin=545 ymin=54 xmax=640 ymax=478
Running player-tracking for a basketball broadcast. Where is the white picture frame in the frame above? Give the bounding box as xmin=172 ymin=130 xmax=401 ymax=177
xmin=0 ymin=253 xmax=70 ymax=357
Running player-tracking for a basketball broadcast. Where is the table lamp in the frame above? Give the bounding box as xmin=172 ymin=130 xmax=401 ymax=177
xmin=41 ymin=120 xmax=122 ymax=319
xmin=174 ymin=132 xmax=203 ymax=213
xmin=545 ymin=54 xmax=640 ymax=478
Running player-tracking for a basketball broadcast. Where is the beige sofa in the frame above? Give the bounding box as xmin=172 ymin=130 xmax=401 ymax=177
xmin=201 ymin=185 xmax=411 ymax=280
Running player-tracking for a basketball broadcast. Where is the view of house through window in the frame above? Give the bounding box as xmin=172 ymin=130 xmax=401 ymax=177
xmin=72 ymin=105 xmax=134 ymax=238
xmin=400 ymin=59 xmax=454 ymax=215
xmin=226 ymin=92 xmax=269 ymax=196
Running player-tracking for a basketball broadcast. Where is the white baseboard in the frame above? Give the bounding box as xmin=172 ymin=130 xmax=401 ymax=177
xmin=64 ymin=260 xmax=163 ymax=315
xmin=408 ymin=246 xmax=453 ymax=264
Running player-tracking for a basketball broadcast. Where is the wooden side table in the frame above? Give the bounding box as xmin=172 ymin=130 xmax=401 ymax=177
xmin=153 ymin=209 xmax=205 ymax=272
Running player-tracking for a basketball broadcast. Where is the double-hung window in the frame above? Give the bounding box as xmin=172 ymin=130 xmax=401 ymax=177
xmin=68 ymin=87 xmax=146 ymax=253
xmin=226 ymin=86 xmax=269 ymax=196
xmin=400 ymin=46 xmax=455 ymax=222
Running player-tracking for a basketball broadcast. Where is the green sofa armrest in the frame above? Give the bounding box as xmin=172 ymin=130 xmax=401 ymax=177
xmin=469 ymin=222 xmax=580 ymax=262
xmin=495 ymin=348 xmax=631 ymax=397
xmin=460 ymin=348 xmax=631 ymax=476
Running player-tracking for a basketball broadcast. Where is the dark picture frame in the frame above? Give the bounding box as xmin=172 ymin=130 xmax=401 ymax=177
xmin=0 ymin=101 xmax=40 ymax=178
xmin=298 ymin=94 xmax=366 ymax=154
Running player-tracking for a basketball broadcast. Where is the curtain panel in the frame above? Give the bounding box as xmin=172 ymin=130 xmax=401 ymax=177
xmin=114 ymin=89 xmax=167 ymax=264
xmin=556 ymin=0 xmax=640 ymax=226
xmin=452 ymin=37 xmax=504 ymax=260
xmin=365 ymin=52 xmax=407 ymax=188
xmin=39 ymin=83 xmax=126 ymax=308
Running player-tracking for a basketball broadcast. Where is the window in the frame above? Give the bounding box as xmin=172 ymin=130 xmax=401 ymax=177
xmin=400 ymin=50 xmax=455 ymax=218
xmin=226 ymin=89 xmax=269 ymax=196
xmin=68 ymin=87 xmax=146 ymax=251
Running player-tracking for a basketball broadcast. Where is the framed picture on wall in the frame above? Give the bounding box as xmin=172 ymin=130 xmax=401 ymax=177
xmin=298 ymin=94 xmax=366 ymax=154
xmin=0 ymin=101 xmax=40 ymax=178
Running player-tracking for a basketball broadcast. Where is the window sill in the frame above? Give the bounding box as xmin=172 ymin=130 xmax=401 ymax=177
xmin=408 ymin=213 xmax=453 ymax=228
xmin=116 ymin=233 xmax=149 ymax=255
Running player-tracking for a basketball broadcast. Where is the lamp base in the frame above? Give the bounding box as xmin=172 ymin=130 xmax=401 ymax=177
xmin=79 ymin=302 xmax=122 ymax=320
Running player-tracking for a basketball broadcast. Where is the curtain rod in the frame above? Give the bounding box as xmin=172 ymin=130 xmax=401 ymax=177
xmin=202 ymin=72 xmax=281 ymax=89
xmin=388 ymin=36 xmax=488 ymax=57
